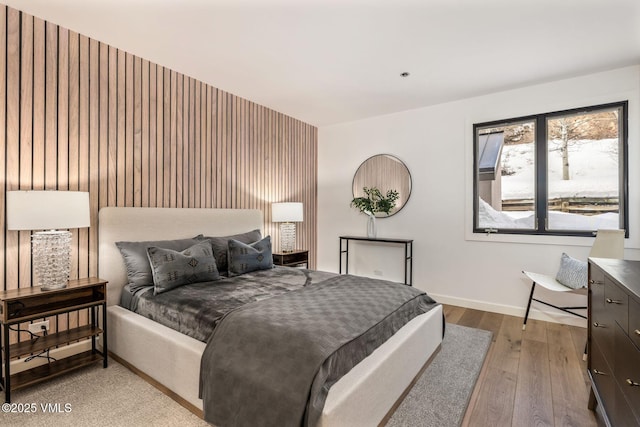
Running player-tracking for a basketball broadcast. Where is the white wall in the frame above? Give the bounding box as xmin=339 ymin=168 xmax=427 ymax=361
xmin=317 ymin=66 xmax=640 ymax=326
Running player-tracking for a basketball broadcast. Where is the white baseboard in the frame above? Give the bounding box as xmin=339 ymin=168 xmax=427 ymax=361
xmin=430 ymin=293 xmax=587 ymax=328
xmin=4 ymin=340 xmax=94 ymax=374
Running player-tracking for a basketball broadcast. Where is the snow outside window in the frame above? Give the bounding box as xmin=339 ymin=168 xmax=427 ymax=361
xmin=473 ymin=101 xmax=628 ymax=237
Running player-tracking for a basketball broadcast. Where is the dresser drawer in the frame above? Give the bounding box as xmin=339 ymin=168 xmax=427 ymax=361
xmin=613 ymin=382 xmax=639 ymax=427
xmin=614 ymin=324 xmax=640 ymax=423
xmin=589 ymin=264 xmax=606 ymax=309
xmin=590 ymin=340 xmax=615 ymax=412
xmin=605 ymin=278 xmax=628 ymax=333
xmin=630 ymin=297 xmax=640 ymax=350
xmin=591 ymin=296 xmax=615 ymax=364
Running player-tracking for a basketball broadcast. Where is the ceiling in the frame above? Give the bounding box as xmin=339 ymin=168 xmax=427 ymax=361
xmin=4 ymin=0 xmax=640 ymax=126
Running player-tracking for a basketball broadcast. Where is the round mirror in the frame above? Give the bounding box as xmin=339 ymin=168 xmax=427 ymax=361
xmin=352 ymin=154 xmax=412 ymax=217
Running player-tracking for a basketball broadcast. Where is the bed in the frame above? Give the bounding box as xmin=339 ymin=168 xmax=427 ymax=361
xmin=98 ymin=207 xmax=443 ymax=426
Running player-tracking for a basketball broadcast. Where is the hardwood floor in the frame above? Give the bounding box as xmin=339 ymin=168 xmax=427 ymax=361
xmin=443 ymin=305 xmax=603 ymax=427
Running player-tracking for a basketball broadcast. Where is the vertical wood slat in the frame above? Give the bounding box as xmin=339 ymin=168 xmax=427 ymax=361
xmin=163 ymin=67 xmax=170 ymax=208
xmin=189 ymin=78 xmax=196 ymax=207
xmin=133 ymin=56 xmax=142 ymax=207
xmin=78 ymin=35 xmax=90 ymax=281
xmin=57 ymin=26 xmax=69 ymax=193
xmin=6 ymin=6 xmax=19 ymax=343
xmin=68 ymin=30 xmax=80 ymax=330
xmin=155 ymin=64 xmax=163 ymax=206
xmin=57 ymin=26 xmax=70 ymax=331
xmin=89 ymin=38 xmax=99 ymax=276
xmin=125 ymin=53 xmax=134 ymax=207
xmin=1 ymin=5 xmax=318 ymax=342
xmin=181 ymin=75 xmax=189 ymax=208
xmin=17 ymin=9 xmax=34 ymax=338
xmin=68 ymin=31 xmax=79 ymax=280
xmin=170 ymin=70 xmax=177 ymax=207
xmin=107 ymin=46 xmax=117 ymax=207
xmin=200 ymin=82 xmax=207 ymax=208
xmin=78 ymin=35 xmax=91 ymax=326
xmin=98 ymin=43 xmax=108 ymax=210
xmin=45 ymin=22 xmax=57 ymax=193
xmin=141 ymin=59 xmax=150 ymax=208
xmin=205 ymin=87 xmax=212 ymax=208
xmin=148 ymin=63 xmax=157 ymax=207
xmin=194 ymin=80 xmax=201 ymax=208
xmin=18 ymin=13 xmax=33 ymax=296
xmin=32 ymin=18 xmax=45 ymax=191
xmin=0 ymin=6 xmax=7 ymax=292
xmin=175 ymin=73 xmax=183 ymax=207
xmin=117 ymin=49 xmax=125 ymax=206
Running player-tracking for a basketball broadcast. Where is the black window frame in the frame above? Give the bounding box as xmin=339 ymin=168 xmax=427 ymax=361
xmin=473 ymin=101 xmax=628 ymax=237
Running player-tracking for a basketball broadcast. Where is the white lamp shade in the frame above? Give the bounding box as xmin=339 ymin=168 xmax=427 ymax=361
xmin=7 ymin=191 xmax=91 ymax=230
xmin=271 ymin=202 xmax=303 ymax=222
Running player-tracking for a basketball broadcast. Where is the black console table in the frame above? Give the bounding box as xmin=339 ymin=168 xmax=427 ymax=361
xmin=339 ymin=236 xmax=413 ymax=286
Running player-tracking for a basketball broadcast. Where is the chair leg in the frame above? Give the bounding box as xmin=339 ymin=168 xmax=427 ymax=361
xmin=523 ymin=282 xmax=536 ymax=331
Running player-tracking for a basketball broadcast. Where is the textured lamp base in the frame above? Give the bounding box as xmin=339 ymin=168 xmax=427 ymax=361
xmin=32 ymin=230 xmax=71 ymax=290
xmin=279 ymin=222 xmax=296 ymax=253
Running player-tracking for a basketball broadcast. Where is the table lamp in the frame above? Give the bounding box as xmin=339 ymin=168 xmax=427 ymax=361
xmin=6 ymin=191 xmax=90 ymax=290
xmin=271 ymin=202 xmax=303 ymax=253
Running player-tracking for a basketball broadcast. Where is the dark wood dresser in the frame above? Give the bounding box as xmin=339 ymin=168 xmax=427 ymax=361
xmin=588 ymin=258 xmax=640 ymax=426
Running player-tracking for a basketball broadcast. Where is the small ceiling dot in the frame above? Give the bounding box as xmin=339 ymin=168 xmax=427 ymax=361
xmin=400 ymin=72 xmax=410 ymax=77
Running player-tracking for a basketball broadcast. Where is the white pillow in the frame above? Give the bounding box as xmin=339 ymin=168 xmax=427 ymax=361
xmin=555 ymin=253 xmax=587 ymax=289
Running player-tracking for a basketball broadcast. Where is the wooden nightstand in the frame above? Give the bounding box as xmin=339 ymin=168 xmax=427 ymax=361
xmin=273 ymin=250 xmax=309 ymax=268
xmin=0 ymin=277 xmax=108 ymax=402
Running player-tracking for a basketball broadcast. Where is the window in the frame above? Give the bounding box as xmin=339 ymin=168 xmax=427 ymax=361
xmin=473 ymin=101 xmax=628 ymax=236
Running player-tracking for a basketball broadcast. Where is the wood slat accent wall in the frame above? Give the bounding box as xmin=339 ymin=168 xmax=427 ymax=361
xmin=0 ymin=6 xmax=317 ymax=334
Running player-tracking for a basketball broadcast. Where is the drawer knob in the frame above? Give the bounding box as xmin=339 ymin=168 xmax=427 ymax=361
xmin=605 ymin=298 xmax=622 ymax=304
xmin=593 ymin=322 xmax=605 ymax=328
xmin=593 ymin=369 xmax=608 ymax=376
xmin=635 ymin=329 xmax=640 ymax=336
xmin=627 ymin=379 xmax=640 ymax=387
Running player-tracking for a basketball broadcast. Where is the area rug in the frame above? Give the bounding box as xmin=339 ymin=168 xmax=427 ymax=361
xmin=387 ymin=323 xmax=493 ymax=427
xmin=1 ymin=323 xmax=491 ymax=427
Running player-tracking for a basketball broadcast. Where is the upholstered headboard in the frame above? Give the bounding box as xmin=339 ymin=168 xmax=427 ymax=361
xmin=98 ymin=207 xmax=263 ymax=306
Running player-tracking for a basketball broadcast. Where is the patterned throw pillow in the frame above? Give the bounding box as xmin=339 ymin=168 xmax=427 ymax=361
xmin=227 ymin=236 xmax=273 ymax=277
xmin=555 ymin=253 xmax=587 ymax=289
xmin=196 ymin=230 xmax=262 ymax=275
xmin=147 ymin=241 xmax=221 ymax=295
xmin=116 ymin=237 xmax=201 ymax=292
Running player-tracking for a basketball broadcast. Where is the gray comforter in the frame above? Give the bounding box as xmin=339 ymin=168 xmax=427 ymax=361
xmin=132 ymin=267 xmax=335 ymax=342
xmin=199 ymin=274 xmax=439 ymax=427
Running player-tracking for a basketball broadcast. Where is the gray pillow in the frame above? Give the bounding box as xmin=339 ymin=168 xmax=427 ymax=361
xmin=147 ymin=241 xmax=221 ymax=295
xmin=227 ymin=236 xmax=273 ymax=277
xmin=116 ymin=237 xmax=200 ymax=292
xmin=555 ymin=253 xmax=587 ymax=289
xmin=196 ymin=229 xmax=262 ymax=275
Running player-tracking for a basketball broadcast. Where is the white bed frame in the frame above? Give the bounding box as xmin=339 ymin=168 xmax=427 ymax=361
xmin=98 ymin=207 xmax=443 ymax=426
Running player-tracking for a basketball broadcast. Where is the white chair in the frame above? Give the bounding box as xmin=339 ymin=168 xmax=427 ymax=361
xmin=522 ymin=229 xmax=625 ymax=331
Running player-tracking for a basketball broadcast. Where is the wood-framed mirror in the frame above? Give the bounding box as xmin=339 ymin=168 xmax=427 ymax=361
xmin=352 ymin=154 xmax=412 ymax=217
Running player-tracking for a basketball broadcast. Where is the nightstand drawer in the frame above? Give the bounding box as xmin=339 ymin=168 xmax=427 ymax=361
xmin=273 ymin=250 xmax=308 ymax=267
xmin=1 ymin=283 xmax=106 ymax=323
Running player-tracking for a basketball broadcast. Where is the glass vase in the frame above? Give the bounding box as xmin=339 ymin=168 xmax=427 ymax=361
xmin=366 ymin=214 xmax=377 ymax=239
